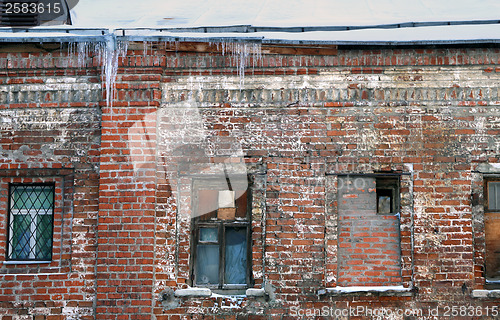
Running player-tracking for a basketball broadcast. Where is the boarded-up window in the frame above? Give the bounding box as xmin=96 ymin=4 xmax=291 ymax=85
xmin=485 ymin=180 xmax=500 ymax=284
xmin=337 ymin=175 xmax=402 ymax=287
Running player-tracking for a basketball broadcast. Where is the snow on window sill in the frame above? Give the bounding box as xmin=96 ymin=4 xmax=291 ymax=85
xmin=246 ymin=288 xmax=266 ymax=297
xmin=174 ymin=287 xmax=250 ymax=298
xmin=319 ymin=286 xmax=414 ymax=296
xmin=3 ymin=260 xmax=52 ymax=265
xmin=174 ymin=287 xmax=212 ymax=297
xmin=174 ymin=287 xmax=268 ymax=299
xmin=472 ymin=290 xmax=500 ymax=298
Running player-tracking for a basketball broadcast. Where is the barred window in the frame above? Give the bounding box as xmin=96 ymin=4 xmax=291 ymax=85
xmin=7 ymin=184 xmax=55 ymax=261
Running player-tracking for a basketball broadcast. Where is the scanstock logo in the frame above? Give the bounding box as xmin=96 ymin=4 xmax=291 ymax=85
xmin=0 ymin=0 xmax=78 ymax=27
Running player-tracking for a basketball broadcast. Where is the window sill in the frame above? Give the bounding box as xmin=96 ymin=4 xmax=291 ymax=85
xmin=472 ymin=290 xmax=500 ymax=299
xmin=246 ymin=288 xmax=266 ymax=297
xmin=319 ymin=286 xmax=414 ymax=297
xmin=174 ymin=287 xmax=266 ymax=299
xmin=3 ymin=260 xmax=51 ymax=265
xmin=174 ymin=288 xmax=212 ymax=298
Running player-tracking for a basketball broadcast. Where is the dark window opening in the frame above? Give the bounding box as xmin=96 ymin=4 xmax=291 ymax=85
xmin=376 ymin=178 xmax=399 ymax=215
xmin=7 ymin=183 xmax=55 ymax=261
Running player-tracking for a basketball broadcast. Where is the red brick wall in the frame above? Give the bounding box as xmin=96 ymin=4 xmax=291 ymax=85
xmin=0 ymin=47 xmax=101 ymax=319
xmin=0 ymin=43 xmax=499 ymax=319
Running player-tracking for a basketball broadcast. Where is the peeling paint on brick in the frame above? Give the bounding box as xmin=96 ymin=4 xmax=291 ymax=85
xmin=0 ymin=44 xmax=500 ymax=319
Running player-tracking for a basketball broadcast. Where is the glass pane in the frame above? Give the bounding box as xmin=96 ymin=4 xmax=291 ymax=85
xmin=489 ymin=182 xmax=500 ymax=210
xmin=35 ymin=215 xmax=53 ymax=260
xmin=224 ymin=227 xmax=247 ymax=284
xmin=12 ymin=185 xmax=53 ymax=210
xmin=199 ymin=227 xmax=218 ymax=242
xmin=196 ymin=244 xmax=219 ymax=285
xmin=9 ymin=185 xmax=54 ymax=260
xmin=11 ymin=214 xmax=32 ymax=259
xmin=378 ymin=196 xmax=391 ymax=214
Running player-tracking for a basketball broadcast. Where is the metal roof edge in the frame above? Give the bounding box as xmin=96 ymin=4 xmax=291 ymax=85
xmin=119 ymin=35 xmax=500 ymax=46
xmin=115 ymin=19 xmax=500 ymax=34
xmin=0 ymin=22 xmax=499 ymax=46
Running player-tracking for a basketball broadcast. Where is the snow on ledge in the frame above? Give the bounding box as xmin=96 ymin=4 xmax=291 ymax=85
xmin=3 ymin=260 xmax=52 ymax=265
xmin=472 ymin=290 xmax=500 ymax=298
xmin=319 ymin=286 xmax=412 ymax=295
xmin=246 ymin=288 xmax=266 ymax=297
xmin=174 ymin=287 xmax=211 ymax=297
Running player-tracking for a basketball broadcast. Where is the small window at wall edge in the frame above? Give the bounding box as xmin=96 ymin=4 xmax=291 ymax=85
xmin=6 ymin=183 xmax=55 ymax=262
xmin=484 ymin=179 xmax=500 ymax=212
xmin=483 ymin=177 xmax=500 ymax=287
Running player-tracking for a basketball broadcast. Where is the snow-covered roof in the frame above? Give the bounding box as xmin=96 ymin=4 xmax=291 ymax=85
xmin=70 ymin=0 xmax=500 ymax=29
xmin=1 ymin=0 xmax=500 ymax=44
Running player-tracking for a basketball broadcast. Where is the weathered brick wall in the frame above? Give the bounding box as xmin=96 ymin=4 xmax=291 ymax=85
xmin=1 ymin=43 xmax=500 ymax=319
xmin=150 ymin=46 xmax=500 ymax=319
xmin=0 ymin=48 xmax=101 ymax=319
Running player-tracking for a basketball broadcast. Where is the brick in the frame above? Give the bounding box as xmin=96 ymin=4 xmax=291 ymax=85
xmin=0 ymin=42 xmax=499 ymax=319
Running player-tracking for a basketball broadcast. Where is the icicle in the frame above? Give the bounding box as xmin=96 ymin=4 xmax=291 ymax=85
xmin=101 ymin=39 xmax=128 ymax=107
xmin=90 ymin=38 xmax=128 ymax=107
xmin=143 ymin=40 xmax=149 ymax=57
xmin=66 ymin=42 xmax=75 ymax=68
xmin=76 ymin=41 xmax=92 ymax=68
xmin=228 ymin=41 xmax=261 ymax=90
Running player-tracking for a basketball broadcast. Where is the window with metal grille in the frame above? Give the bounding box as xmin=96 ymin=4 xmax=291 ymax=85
xmin=7 ymin=184 xmax=55 ymax=261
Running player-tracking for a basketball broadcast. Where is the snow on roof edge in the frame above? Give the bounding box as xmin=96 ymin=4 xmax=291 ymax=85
xmin=0 ymin=23 xmax=499 ymax=45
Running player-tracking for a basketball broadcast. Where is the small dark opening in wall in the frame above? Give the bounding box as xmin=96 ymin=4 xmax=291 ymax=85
xmin=376 ymin=177 xmax=399 ymax=215
xmin=377 ymin=188 xmax=393 ymax=214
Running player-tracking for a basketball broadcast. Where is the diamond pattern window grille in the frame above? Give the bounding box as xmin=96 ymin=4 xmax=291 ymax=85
xmin=7 ymin=184 xmax=54 ymax=261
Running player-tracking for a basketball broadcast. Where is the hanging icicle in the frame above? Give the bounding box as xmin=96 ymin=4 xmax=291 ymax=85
xmin=66 ymin=38 xmax=128 ymax=107
xmin=215 ymin=40 xmax=262 ymax=89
